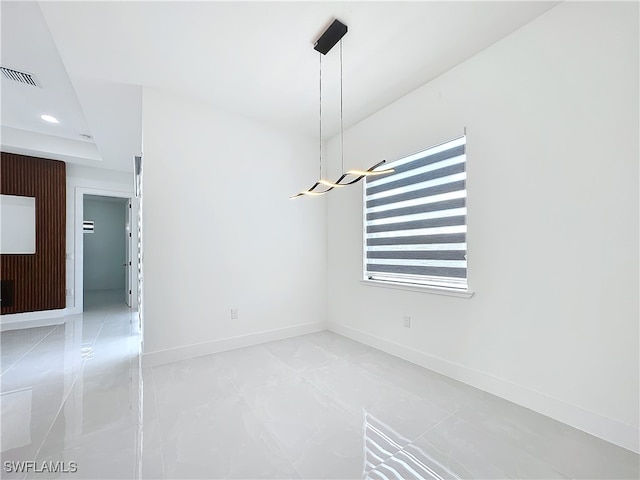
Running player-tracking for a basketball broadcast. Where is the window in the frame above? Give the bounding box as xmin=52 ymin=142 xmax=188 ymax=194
xmin=363 ymin=136 xmax=467 ymax=292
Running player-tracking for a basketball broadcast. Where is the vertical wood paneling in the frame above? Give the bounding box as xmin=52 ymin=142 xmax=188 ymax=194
xmin=1 ymin=152 xmax=66 ymax=314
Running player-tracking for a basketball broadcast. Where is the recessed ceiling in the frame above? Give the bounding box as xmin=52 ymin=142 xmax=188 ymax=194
xmin=0 ymin=1 xmax=103 ymax=166
xmin=1 ymin=1 xmax=559 ymax=173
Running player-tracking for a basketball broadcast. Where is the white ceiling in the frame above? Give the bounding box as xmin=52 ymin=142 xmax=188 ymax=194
xmin=1 ymin=1 xmax=558 ymax=173
xmin=0 ymin=2 xmax=103 ymax=166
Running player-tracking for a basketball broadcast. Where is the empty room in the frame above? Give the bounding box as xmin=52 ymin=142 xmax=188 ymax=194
xmin=0 ymin=1 xmax=638 ymax=479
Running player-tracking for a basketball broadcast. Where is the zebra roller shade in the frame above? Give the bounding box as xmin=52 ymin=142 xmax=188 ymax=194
xmin=364 ymin=136 xmax=467 ymax=289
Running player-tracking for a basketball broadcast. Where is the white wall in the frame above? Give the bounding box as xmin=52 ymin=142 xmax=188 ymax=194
xmin=326 ymin=2 xmax=639 ymax=452
xmin=142 ymin=88 xmax=327 ymax=364
xmin=83 ymin=197 xmax=127 ymax=291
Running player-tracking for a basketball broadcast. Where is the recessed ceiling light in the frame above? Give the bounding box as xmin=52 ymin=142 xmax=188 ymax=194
xmin=40 ymin=114 xmax=59 ymax=124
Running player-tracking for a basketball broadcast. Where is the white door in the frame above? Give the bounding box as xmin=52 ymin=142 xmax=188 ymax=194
xmin=125 ymin=200 xmax=132 ymax=307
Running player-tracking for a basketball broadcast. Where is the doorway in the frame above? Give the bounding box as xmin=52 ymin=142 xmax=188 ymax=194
xmin=74 ymin=187 xmax=138 ymax=315
xmin=82 ymin=195 xmax=131 ymax=309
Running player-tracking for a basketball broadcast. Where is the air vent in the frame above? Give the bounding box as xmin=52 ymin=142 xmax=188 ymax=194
xmin=1 ymin=66 xmax=41 ymax=87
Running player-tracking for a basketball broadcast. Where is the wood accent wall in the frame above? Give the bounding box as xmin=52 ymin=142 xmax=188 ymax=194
xmin=1 ymin=152 xmax=66 ymax=314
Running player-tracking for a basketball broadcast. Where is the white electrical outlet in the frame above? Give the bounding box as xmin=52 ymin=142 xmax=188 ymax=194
xmin=65 ymin=288 xmax=73 ymax=296
xmin=231 ymin=308 xmax=238 ymax=320
xmin=403 ymin=315 xmax=411 ymax=328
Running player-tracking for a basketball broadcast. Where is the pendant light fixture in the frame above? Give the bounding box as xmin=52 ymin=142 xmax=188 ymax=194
xmin=290 ymin=19 xmax=393 ymax=199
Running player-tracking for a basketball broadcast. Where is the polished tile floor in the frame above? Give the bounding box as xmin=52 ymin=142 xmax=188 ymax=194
xmin=1 ymin=294 xmax=638 ymax=479
xmin=1 ymin=290 xmax=141 ymax=479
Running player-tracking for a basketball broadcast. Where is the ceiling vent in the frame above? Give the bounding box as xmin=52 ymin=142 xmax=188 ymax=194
xmin=1 ymin=66 xmax=41 ymax=87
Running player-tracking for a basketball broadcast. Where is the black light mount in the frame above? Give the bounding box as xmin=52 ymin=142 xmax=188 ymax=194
xmin=313 ymin=19 xmax=348 ymax=55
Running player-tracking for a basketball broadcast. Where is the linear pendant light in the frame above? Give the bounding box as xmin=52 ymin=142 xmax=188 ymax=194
xmin=290 ymin=19 xmax=393 ymax=199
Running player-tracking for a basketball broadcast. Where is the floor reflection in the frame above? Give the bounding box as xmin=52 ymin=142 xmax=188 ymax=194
xmin=364 ymin=411 xmax=461 ymax=480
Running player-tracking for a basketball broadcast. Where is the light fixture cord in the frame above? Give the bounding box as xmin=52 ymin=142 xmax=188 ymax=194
xmin=340 ymin=39 xmax=344 ymax=173
xmin=319 ymin=52 xmax=322 ymax=178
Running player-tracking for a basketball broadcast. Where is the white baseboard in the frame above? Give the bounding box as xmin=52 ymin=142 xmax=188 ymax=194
xmin=328 ymin=322 xmax=640 ymax=454
xmin=142 ymin=321 xmax=327 ymax=368
xmin=0 ymin=308 xmax=69 ymax=331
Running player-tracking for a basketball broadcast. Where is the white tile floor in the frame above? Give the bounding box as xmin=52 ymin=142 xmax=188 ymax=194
xmin=1 ymin=291 xmax=141 ymax=480
xmin=1 ymin=294 xmax=638 ymax=479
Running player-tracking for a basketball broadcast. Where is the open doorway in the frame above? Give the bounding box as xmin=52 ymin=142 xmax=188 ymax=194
xmin=74 ymin=187 xmax=138 ymax=315
xmin=82 ymin=195 xmax=131 ymax=309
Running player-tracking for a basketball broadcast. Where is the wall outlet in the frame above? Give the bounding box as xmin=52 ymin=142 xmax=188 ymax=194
xmin=403 ymin=315 xmax=411 ymax=328
xmin=65 ymin=288 xmax=73 ymax=296
xmin=231 ymin=308 xmax=238 ymax=320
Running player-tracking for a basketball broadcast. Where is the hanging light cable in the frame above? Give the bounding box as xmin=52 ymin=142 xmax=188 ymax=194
xmin=337 ymin=38 xmax=393 ymax=180
xmin=319 ymin=52 xmax=323 ymax=181
xmin=290 ymin=51 xmax=337 ymax=198
xmin=340 ymin=39 xmax=344 ymax=175
xmin=317 ymin=40 xmax=349 ymax=189
xmin=316 ymin=51 xmax=345 ymax=190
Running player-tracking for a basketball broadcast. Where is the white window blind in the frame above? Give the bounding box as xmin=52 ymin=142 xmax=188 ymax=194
xmin=364 ymin=136 xmax=467 ymax=290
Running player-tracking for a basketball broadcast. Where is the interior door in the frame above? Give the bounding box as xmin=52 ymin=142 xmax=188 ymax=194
xmin=124 ymin=200 xmax=132 ymax=307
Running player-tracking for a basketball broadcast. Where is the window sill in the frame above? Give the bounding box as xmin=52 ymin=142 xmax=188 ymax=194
xmin=360 ymin=279 xmax=474 ymax=298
